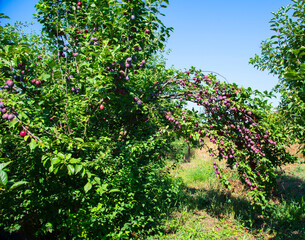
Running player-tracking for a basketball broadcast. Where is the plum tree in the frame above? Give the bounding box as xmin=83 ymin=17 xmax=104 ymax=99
xmin=0 ymin=0 xmax=294 ymax=239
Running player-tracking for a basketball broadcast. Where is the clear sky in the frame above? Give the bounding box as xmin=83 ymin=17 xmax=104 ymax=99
xmin=0 ymin=0 xmax=293 ymax=106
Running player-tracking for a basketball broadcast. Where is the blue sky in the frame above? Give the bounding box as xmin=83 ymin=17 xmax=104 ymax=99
xmin=0 ymin=0 xmax=293 ymax=106
xmin=160 ymin=0 xmax=291 ymax=106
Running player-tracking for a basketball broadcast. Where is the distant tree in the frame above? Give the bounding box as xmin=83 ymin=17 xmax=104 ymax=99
xmin=250 ymin=0 xmax=305 ymax=153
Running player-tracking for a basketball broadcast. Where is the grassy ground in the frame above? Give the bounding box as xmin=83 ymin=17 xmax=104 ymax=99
xmin=149 ymin=143 xmax=305 ymax=240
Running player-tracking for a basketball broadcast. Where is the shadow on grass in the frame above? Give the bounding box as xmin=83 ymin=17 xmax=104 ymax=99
xmin=276 ymin=174 xmax=305 ymax=202
xmin=181 ymin=175 xmax=305 ymax=240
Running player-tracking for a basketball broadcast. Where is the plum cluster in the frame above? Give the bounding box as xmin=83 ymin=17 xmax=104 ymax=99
xmin=1 ymin=106 xmax=15 ymax=121
xmin=1 ymin=80 xmax=16 ymax=121
xmin=160 ymin=70 xmax=287 ymax=203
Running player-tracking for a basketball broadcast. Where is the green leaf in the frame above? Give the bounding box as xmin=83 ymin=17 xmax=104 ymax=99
xmin=67 ymin=165 xmax=75 ymax=175
xmin=0 ymin=13 xmax=10 ymax=19
xmin=84 ymin=182 xmax=92 ymax=193
xmin=57 ymin=152 xmax=65 ymax=159
xmin=75 ymin=164 xmax=83 ymax=174
xmin=0 ymin=161 xmax=11 ymax=170
xmin=9 ymin=181 xmax=28 ymax=190
xmin=9 ymin=119 xmax=18 ymax=128
xmin=69 ymin=158 xmax=80 ymax=164
xmin=74 ymin=138 xmax=84 ymax=143
xmin=94 ymin=176 xmax=101 ymax=185
xmin=29 ymin=140 xmax=37 ymax=150
xmin=109 ymin=189 xmax=120 ymax=193
xmin=39 ymin=73 xmax=51 ymax=81
xmin=45 ymin=222 xmax=53 ymax=233
xmin=0 ymin=170 xmax=8 ymax=186
xmin=51 ymin=157 xmax=60 ymax=165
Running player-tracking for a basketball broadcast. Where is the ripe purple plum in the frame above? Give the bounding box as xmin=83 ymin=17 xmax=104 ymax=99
xmin=6 ymin=80 xmax=14 ymax=88
xmin=7 ymin=114 xmax=15 ymax=120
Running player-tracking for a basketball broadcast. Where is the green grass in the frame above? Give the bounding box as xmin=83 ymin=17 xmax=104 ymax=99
xmin=181 ymin=163 xmax=216 ymax=186
xmin=149 ymin=147 xmax=305 ymax=240
xmin=147 ymin=207 xmax=256 ymax=240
